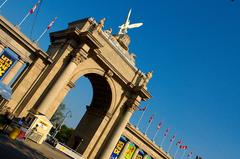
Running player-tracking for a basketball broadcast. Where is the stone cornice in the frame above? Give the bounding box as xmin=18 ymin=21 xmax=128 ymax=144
xmin=125 ymin=123 xmax=172 ymax=159
xmin=0 ymin=16 xmax=52 ymax=64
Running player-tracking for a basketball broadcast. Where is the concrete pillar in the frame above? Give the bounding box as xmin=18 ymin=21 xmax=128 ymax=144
xmin=132 ymin=148 xmax=140 ymax=159
xmin=0 ymin=43 xmax=5 ymax=53
xmin=99 ymin=96 xmax=141 ymax=158
xmin=119 ymin=141 xmax=131 ymax=159
xmin=2 ymin=59 xmax=24 ymax=85
xmin=37 ymin=51 xmax=87 ymax=115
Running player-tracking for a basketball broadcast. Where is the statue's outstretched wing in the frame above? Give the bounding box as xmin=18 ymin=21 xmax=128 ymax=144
xmin=128 ymin=23 xmax=143 ymax=29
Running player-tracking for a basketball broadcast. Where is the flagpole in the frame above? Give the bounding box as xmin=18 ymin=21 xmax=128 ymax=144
xmin=152 ymin=128 xmax=160 ymax=142
xmin=160 ymin=135 xmax=166 ymax=147
xmin=167 ymin=135 xmax=176 ymax=154
xmin=136 ymin=106 xmax=147 ymax=129
xmin=144 ymin=117 xmax=153 ymax=135
xmin=17 ymin=12 xmax=30 ymax=27
xmin=0 ymin=0 xmax=8 ymax=9
xmin=173 ymin=147 xmax=179 ymax=159
xmin=35 ymin=28 xmax=47 ymax=42
xmin=180 ymin=149 xmax=187 ymax=159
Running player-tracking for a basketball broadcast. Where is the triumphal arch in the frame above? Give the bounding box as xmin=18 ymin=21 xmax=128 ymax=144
xmin=0 ymin=14 xmax=172 ymax=159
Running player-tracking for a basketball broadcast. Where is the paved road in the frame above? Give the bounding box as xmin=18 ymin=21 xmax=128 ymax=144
xmin=0 ymin=134 xmax=72 ymax=159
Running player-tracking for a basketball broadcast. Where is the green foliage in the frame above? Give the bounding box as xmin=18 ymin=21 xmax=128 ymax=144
xmin=55 ymin=124 xmax=74 ymax=144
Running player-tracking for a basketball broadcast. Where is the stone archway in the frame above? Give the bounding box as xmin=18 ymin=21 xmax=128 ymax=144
xmin=64 ymin=72 xmax=114 ymax=156
xmin=0 ymin=16 xmax=152 ymax=159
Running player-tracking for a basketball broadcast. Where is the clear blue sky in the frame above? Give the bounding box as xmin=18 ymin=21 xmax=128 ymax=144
xmin=1 ymin=0 xmax=240 ymax=158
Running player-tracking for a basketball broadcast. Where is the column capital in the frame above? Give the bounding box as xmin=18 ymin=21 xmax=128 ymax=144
xmin=104 ymin=69 xmax=114 ymax=79
xmin=126 ymin=95 xmax=142 ymax=113
xmin=71 ymin=52 xmax=86 ymax=65
xmin=71 ymin=44 xmax=90 ymax=65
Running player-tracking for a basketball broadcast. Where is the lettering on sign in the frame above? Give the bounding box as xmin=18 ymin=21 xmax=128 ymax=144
xmin=0 ymin=51 xmax=16 ymax=80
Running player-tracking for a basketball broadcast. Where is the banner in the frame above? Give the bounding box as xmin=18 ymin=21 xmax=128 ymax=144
xmin=123 ymin=143 xmax=136 ymax=159
xmin=110 ymin=136 xmax=128 ymax=159
xmin=145 ymin=155 xmax=152 ymax=159
xmin=0 ymin=51 xmax=16 ymax=80
xmin=135 ymin=150 xmax=145 ymax=159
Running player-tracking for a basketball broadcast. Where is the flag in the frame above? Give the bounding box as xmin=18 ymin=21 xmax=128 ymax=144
xmin=138 ymin=106 xmax=146 ymax=111
xmin=164 ymin=128 xmax=170 ymax=137
xmin=47 ymin=17 xmax=57 ymax=30
xmin=176 ymin=139 xmax=182 ymax=146
xmin=157 ymin=121 xmax=162 ymax=129
xmin=29 ymin=0 xmax=41 ymax=14
xmin=187 ymin=152 xmax=193 ymax=158
xmin=148 ymin=114 xmax=154 ymax=123
xmin=180 ymin=145 xmax=188 ymax=150
xmin=170 ymin=134 xmax=176 ymax=142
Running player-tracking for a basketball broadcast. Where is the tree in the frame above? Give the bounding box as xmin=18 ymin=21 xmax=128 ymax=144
xmin=55 ymin=124 xmax=74 ymax=144
xmin=50 ymin=103 xmax=66 ymax=127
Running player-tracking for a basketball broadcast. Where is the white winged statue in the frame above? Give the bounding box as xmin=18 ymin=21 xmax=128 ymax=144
xmin=118 ymin=9 xmax=143 ymax=35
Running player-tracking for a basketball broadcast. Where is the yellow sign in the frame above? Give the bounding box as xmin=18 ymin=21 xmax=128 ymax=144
xmin=0 ymin=51 xmax=15 ymax=79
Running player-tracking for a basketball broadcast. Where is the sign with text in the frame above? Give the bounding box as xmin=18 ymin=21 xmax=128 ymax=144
xmin=0 ymin=51 xmax=16 ymax=80
xmin=123 ymin=142 xmax=136 ymax=159
xmin=135 ymin=150 xmax=145 ymax=159
xmin=110 ymin=136 xmax=128 ymax=159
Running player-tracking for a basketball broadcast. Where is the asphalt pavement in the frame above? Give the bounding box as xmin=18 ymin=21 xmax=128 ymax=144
xmin=0 ymin=134 xmax=72 ymax=159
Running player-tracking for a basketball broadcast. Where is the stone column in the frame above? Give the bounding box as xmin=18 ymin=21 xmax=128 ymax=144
xmin=132 ymin=148 xmax=140 ymax=159
xmin=2 ymin=59 xmax=24 ymax=85
xmin=119 ymin=141 xmax=131 ymax=159
xmin=99 ymin=96 xmax=141 ymax=158
xmin=37 ymin=46 xmax=88 ymax=115
xmin=0 ymin=43 xmax=5 ymax=53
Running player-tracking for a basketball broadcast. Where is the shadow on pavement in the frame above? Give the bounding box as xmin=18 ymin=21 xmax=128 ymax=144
xmin=0 ymin=134 xmax=48 ymax=159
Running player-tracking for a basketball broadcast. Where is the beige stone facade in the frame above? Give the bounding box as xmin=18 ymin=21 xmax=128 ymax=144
xmin=0 ymin=15 xmax=171 ymax=159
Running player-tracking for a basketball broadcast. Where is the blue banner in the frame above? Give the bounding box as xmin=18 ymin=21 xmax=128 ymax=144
xmin=0 ymin=51 xmax=16 ymax=80
xmin=135 ymin=150 xmax=145 ymax=159
xmin=110 ymin=136 xmax=128 ymax=159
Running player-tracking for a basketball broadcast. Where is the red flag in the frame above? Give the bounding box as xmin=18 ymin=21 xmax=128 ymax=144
xmin=170 ymin=134 xmax=176 ymax=142
xmin=139 ymin=106 xmax=147 ymax=111
xmin=47 ymin=17 xmax=57 ymax=30
xmin=29 ymin=0 xmax=41 ymax=14
xmin=157 ymin=121 xmax=162 ymax=129
xmin=180 ymin=145 xmax=188 ymax=149
xmin=148 ymin=114 xmax=154 ymax=123
xmin=176 ymin=139 xmax=182 ymax=146
xmin=164 ymin=128 xmax=170 ymax=137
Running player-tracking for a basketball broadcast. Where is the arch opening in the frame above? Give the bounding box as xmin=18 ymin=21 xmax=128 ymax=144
xmin=51 ymin=72 xmax=113 ymax=154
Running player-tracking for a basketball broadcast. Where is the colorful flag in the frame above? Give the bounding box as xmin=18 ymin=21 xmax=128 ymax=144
xmin=157 ymin=121 xmax=162 ymax=129
xmin=176 ymin=139 xmax=182 ymax=146
xmin=180 ymin=145 xmax=188 ymax=150
xmin=138 ymin=106 xmax=147 ymax=111
xmin=148 ymin=114 xmax=154 ymax=123
xmin=170 ymin=134 xmax=176 ymax=142
xmin=47 ymin=17 xmax=57 ymax=30
xmin=164 ymin=128 xmax=170 ymax=136
xmin=29 ymin=0 xmax=41 ymax=14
